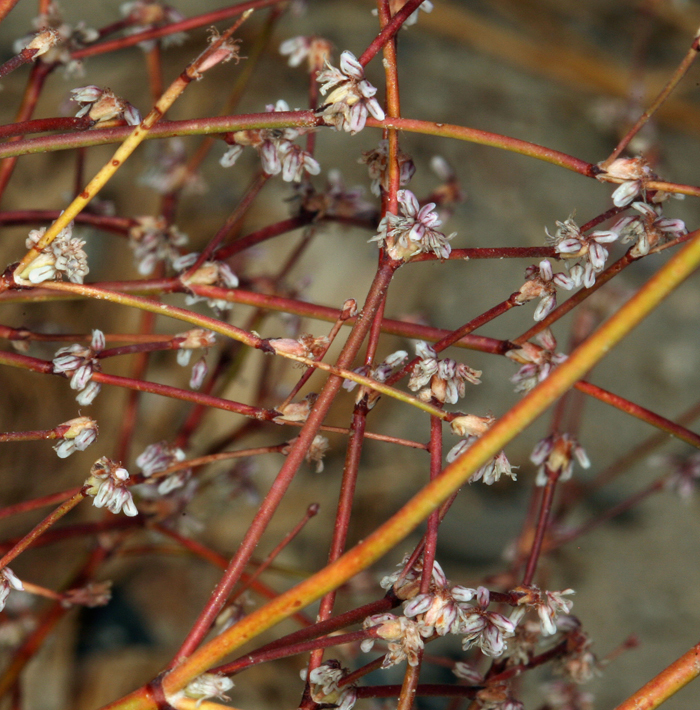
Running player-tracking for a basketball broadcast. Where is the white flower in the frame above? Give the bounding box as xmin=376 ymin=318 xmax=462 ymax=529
xmin=302 ymin=660 xmax=357 ymax=710
xmin=84 ymin=457 xmax=138 ymax=516
xmin=279 ymin=35 xmax=332 ymax=71
xmin=359 ymin=139 xmax=415 ymax=196
xmin=617 ymin=202 xmax=687 ymax=257
xmin=407 ymin=340 xmax=480 ymax=403
xmin=317 ymin=50 xmax=385 ymax=133
xmin=361 ymin=614 xmax=426 ymax=667
xmin=447 ymin=438 xmax=517 ymax=485
xmin=70 ymin=85 xmax=140 ymax=126
xmin=458 ymin=586 xmax=516 ymax=658
xmin=0 ymin=569 xmax=24 ymax=613
xmin=178 ymin=258 xmax=239 ymax=312
xmin=372 ymin=0 xmax=434 ymax=28
xmin=370 ymin=190 xmax=455 ymax=261
xmin=128 ymin=216 xmax=188 ymax=275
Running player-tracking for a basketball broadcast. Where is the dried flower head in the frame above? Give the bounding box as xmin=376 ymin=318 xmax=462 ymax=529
xmin=596 ymin=157 xmax=654 ymax=207
xmin=510 ymin=584 xmax=575 ymax=636
xmin=274 ymin=393 xmax=318 ymax=423
xmin=317 ymin=50 xmax=385 ymax=133
xmin=182 ymin=673 xmax=234 ymax=707
xmin=84 ymin=457 xmax=138 ymax=516
xmin=175 ymin=255 xmax=239 ymax=312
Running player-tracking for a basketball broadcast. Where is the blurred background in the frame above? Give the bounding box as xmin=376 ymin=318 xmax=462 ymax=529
xmin=1 ymin=1 xmax=700 ymax=708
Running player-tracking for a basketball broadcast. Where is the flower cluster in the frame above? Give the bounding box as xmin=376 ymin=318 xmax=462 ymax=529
xmin=0 ymin=569 xmax=24 ymax=613
xmin=510 ymin=584 xmax=575 ymax=636
xmin=379 ymin=552 xmax=446 ymax=600
xmin=14 ymin=2 xmax=98 ymax=77
xmin=459 ymin=586 xmax=517 ymax=657
xmin=136 ymin=442 xmax=192 ymax=496
xmin=120 ymin=0 xmax=187 ymax=51
xmin=175 ymin=328 xmax=216 ymax=390
xmin=362 ymin=613 xmax=427 ymax=667
xmin=220 ymin=100 xmax=320 ymax=182
xmin=22 ymin=221 xmax=88 ymax=285
xmin=554 ymin=621 xmax=600 ymax=684
xmin=84 ymin=457 xmax=138 ymax=516
xmin=343 ymin=349 xmax=408 ymax=408
xmin=175 ymin=255 xmax=239 ymax=312
xmin=316 ymin=50 xmax=385 ymax=133
xmin=70 ymin=85 xmax=141 ymax=126
xmin=53 ymin=416 xmax=98 ymax=458
xmin=301 ymin=661 xmax=357 ymax=710
xmin=545 ymin=215 xmax=619 ymax=288
xmin=616 ymin=202 xmax=687 ymax=257
xmin=370 ymin=190 xmax=455 ymax=261
xmin=128 ymin=215 xmax=188 ymax=275
xmin=359 ymin=139 xmax=416 ymax=196
xmin=530 ymin=433 xmax=590 ymax=486
xmin=52 ymin=329 xmax=104 ymax=406
xmin=61 ymin=581 xmax=112 ymax=608
xmin=407 ymin=341 xmax=481 ymax=404
xmin=515 ymin=260 xmax=574 ymax=321
xmin=283 ymin=434 xmax=330 ymax=473
xmin=447 ymin=435 xmax=516 ymax=486
xmin=279 ymin=35 xmax=333 ymax=72
xmin=506 ymin=328 xmax=567 ymax=394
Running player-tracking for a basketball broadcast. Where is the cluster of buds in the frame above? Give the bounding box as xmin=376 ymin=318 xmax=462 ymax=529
xmin=53 ymin=416 xmax=98 ymax=458
xmin=616 ymin=202 xmax=687 ymax=257
xmin=510 ymin=584 xmax=575 ymax=636
xmin=370 ymin=190 xmax=455 ymax=261
xmin=301 ymin=661 xmax=357 ymax=710
xmin=136 ymin=442 xmax=191 ymax=496
xmin=0 ymin=569 xmax=24 ymax=613
xmin=120 ymin=0 xmax=187 ymax=51
xmin=52 ymin=329 xmax=104 ymax=406
xmin=545 ymin=215 xmax=619 ymax=288
xmin=407 ymin=341 xmax=481 ymax=404
xmin=70 ymin=85 xmax=141 ymax=126
xmin=128 ymin=216 xmax=188 ymax=275
xmin=515 ymin=260 xmax=574 ymax=321
xmin=175 ymin=255 xmax=239 ymax=311
xmin=506 ymin=328 xmax=567 ymax=394
xmin=21 ymin=221 xmax=88 ymax=285
xmin=84 ymin=457 xmax=138 ymax=516
xmin=14 ymin=2 xmax=98 ymax=77
xmin=316 ymin=50 xmax=385 ymax=133
xmin=279 ymin=35 xmax=333 ymax=72
xmin=220 ymin=100 xmax=320 ymax=182
xmin=359 ymin=139 xmax=416 ymax=197
xmin=343 ymin=349 xmax=408 ymax=409
xmin=530 ymin=433 xmax=590 ymax=486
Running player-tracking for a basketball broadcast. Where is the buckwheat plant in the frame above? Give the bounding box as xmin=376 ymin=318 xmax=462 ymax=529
xmin=1 ymin=2 xmax=700 ymax=710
